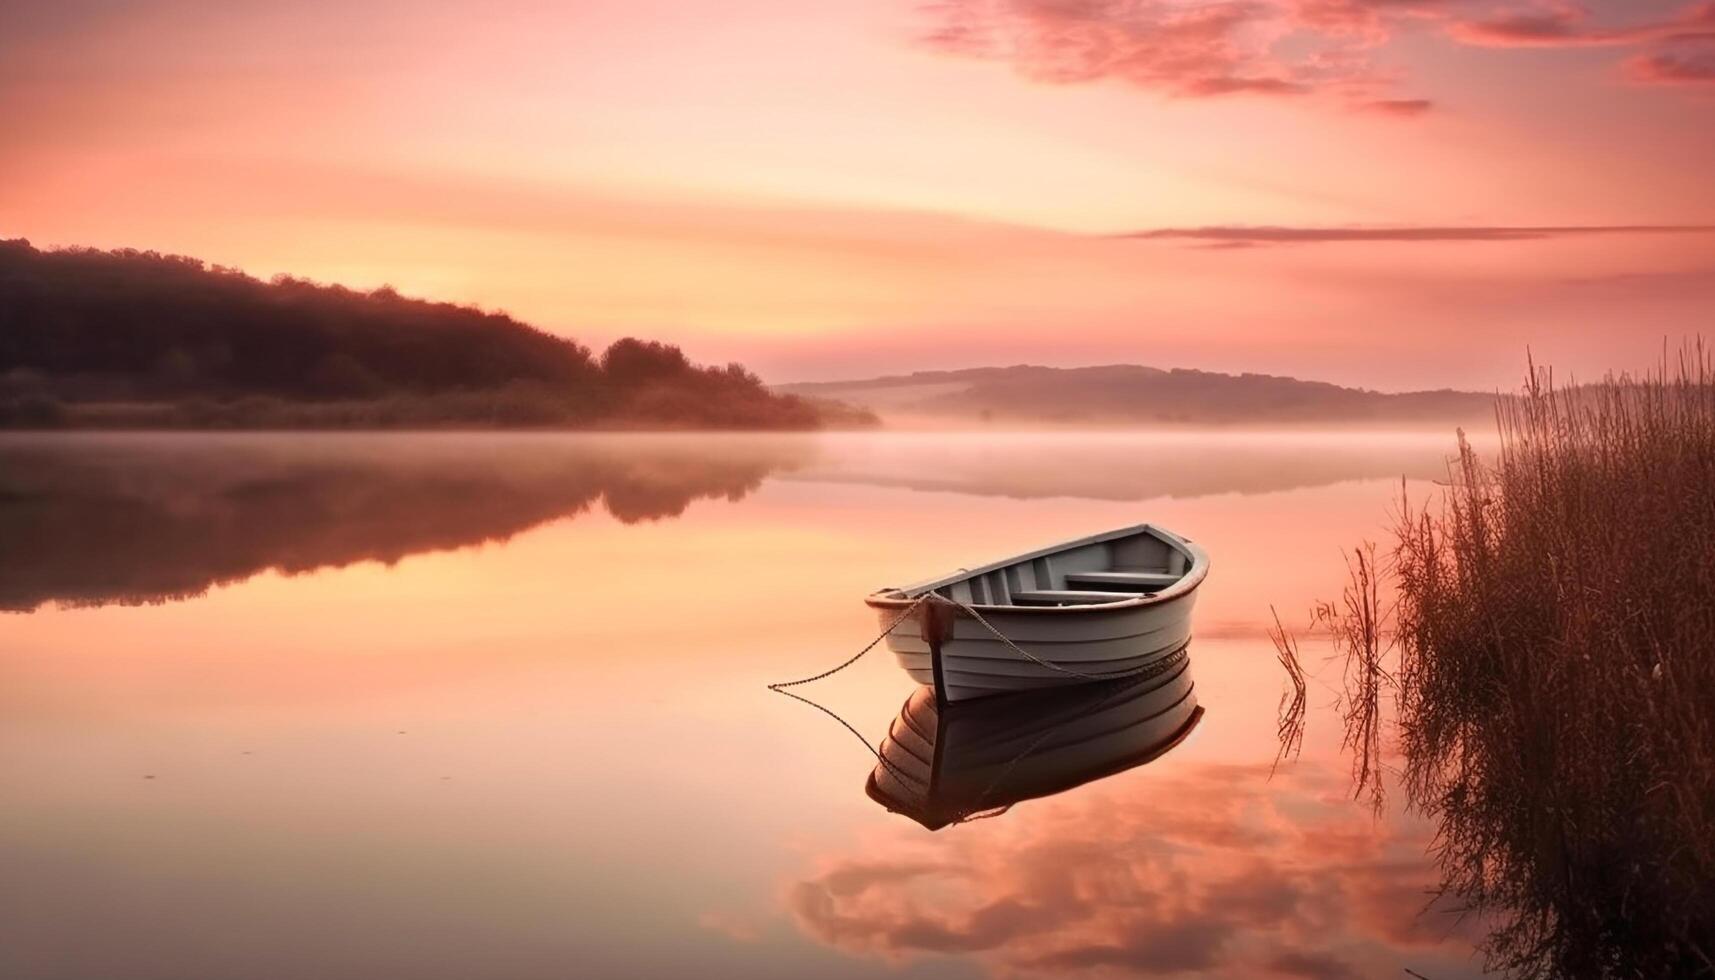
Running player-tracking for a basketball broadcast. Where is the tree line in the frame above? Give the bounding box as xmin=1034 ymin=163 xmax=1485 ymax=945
xmin=0 ymin=239 xmax=869 ymax=429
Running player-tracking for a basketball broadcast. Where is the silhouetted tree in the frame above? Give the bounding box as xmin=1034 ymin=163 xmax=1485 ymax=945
xmin=601 ymin=338 xmax=692 ymax=386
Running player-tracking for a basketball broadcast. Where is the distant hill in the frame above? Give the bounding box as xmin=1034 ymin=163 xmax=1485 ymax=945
xmin=0 ymin=239 xmax=873 ymax=430
xmin=778 ymin=365 xmax=1497 ymax=428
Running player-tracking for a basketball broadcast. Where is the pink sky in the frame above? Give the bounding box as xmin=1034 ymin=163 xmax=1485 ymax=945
xmin=3 ymin=0 xmax=1713 ymax=389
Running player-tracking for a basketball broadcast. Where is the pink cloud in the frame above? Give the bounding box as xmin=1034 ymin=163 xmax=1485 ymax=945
xmin=920 ymin=0 xmax=1380 ymax=103
xmin=1448 ymin=9 xmax=1594 ymax=47
xmin=1291 ymin=0 xmax=1456 ymax=37
xmin=1448 ymin=2 xmax=1715 ymax=47
xmin=1360 ymin=96 xmax=1435 ymax=115
xmin=1625 ymin=32 xmax=1715 ymax=84
xmin=921 ymin=0 xmax=1715 ymax=107
xmin=1184 ymin=75 xmax=1312 ymax=96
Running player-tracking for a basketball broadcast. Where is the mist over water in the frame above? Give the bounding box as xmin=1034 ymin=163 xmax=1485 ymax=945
xmin=0 ymin=430 xmax=1490 ymax=979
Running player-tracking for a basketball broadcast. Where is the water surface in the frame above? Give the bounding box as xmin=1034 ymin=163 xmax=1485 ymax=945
xmin=0 ymin=431 xmax=1489 ymax=979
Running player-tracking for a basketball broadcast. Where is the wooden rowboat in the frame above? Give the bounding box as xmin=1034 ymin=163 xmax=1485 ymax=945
xmin=866 ymin=651 xmax=1202 ymax=830
xmin=865 ymin=523 xmax=1208 ymax=703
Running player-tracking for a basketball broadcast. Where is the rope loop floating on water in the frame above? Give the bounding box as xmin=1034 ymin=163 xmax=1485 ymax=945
xmin=766 ymin=682 xmax=931 ymax=790
xmin=766 ymin=594 xmax=934 ymax=791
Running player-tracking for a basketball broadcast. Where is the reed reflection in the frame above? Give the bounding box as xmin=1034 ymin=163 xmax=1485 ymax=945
xmin=0 ymin=433 xmax=810 ymax=612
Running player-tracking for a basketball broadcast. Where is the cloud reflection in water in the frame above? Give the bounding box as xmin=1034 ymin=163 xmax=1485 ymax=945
xmin=793 ymin=758 xmax=1487 ymax=977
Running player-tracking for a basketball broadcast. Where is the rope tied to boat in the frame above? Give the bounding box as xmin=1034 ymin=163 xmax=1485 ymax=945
xmin=767 ymin=592 xmax=1193 ymax=814
xmin=767 ymin=593 xmax=932 ymax=691
xmin=776 ymin=640 xmax=1192 ymax=828
xmin=767 ymin=595 xmax=936 ymax=791
xmin=769 ymin=591 xmax=1178 ymax=695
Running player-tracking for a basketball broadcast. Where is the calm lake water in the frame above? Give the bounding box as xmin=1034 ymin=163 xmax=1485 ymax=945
xmin=0 ymin=431 xmax=1493 ymax=979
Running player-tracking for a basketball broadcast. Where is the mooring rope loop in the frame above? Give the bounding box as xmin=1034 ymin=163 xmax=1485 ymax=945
xmin=766 ymin=594 xmax=933 ymax=791
xmin=768 ymin=684 xmax=930 ymax=789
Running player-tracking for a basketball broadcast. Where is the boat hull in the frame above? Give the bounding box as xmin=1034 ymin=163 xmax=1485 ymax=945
xmin=876 ymin=589 xmax=1198 ymax=702
xmin=865 ymin=522 xmax=1210 ymax=702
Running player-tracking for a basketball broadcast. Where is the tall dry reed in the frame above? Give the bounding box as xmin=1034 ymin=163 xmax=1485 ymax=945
xmin=1313 ymin=349 xmax=1715 ymax=977
xmin=1268 ymin=605 xmax=1308 ymax=776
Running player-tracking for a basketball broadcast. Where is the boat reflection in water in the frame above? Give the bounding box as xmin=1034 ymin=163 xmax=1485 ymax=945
xmin=866 ymin=646 xmax=1201 ymax=830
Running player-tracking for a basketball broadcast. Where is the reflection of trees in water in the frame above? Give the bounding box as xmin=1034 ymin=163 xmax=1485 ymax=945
xmin=792 ymin=762 xmax=1485 ymax=978
xmin=0 ymin=435 xmax=810 ymax=612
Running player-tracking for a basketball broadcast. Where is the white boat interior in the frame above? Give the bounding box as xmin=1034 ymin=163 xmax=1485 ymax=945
xmin=876 ymin=523 xmax=1206 ymax=610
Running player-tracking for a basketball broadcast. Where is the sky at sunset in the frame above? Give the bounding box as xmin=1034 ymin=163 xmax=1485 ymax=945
xmin=3 ymin=0 xmax=1713 ymax=389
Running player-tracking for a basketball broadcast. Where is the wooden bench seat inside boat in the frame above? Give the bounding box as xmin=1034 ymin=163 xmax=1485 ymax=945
xmin=1064 ymin=570 xmax=1181 ymax=591
xmin=1010 ymin=589 xmax=1138 ymax=606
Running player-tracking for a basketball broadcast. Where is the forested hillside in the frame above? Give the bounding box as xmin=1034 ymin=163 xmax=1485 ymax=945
xmin=0 ymin=239 xmax=869 ymax=429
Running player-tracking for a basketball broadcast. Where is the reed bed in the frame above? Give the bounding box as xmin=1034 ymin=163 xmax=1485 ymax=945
xmin=1298 ymin=350 xmax=1715 ymax=977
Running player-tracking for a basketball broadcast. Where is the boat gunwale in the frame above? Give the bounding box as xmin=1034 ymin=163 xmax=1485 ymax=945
xmin=863 ymin=523 xmax=1210 ymax=615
